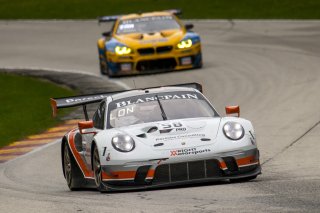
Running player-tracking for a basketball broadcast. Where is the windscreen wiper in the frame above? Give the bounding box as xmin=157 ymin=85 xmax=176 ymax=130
xmin=155 ymin=95 xmax=167 ymax=120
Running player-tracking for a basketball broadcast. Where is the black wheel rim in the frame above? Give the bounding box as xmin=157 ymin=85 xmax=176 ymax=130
xmin=64 ymin=144 xmax=72 ymax=186
xmin=94 ymin=148 xmax=102 ymax=187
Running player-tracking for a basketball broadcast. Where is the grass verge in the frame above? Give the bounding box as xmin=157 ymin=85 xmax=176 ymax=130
xmin=0 ymin=73 xmax=75 ymax=148
xmin=0 ymin=0 xmax=319 ymax=19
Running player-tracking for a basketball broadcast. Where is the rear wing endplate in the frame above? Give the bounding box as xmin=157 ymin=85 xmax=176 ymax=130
xmin=50 ymin=82 xmax=202 ymax=119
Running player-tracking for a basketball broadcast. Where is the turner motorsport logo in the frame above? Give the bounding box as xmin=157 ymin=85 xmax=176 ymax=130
xmin=170 ymin=147 xmax=211 ymax=157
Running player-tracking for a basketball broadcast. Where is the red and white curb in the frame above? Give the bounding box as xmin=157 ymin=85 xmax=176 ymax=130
xmin=0 ymin=119 xmax=80 ymax=163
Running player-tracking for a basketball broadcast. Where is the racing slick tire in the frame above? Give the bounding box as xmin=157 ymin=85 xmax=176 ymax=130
xmin=93 ymin=145 xmax=104 ymax=192
xmin=99 ymin=55 xmax=110 ymax=76
xmin=230 ymin=175 xmax=258 ymax=183
xmin=63 ymin=142 xmax=86 ymax=190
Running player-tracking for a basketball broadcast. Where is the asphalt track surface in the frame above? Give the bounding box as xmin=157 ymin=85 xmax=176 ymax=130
xmin=0 ymin=20 xmax=320 ymax=212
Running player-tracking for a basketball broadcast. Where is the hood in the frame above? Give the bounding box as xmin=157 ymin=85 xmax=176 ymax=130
xmin=117 ymin=117 xmax=221 ymax=150
xmin=114 ymin=29 xmax=185 ymax=47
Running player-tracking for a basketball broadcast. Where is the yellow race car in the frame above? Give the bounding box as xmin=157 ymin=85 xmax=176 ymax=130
xmin=97 ymin=10 xmax=202 ymax=76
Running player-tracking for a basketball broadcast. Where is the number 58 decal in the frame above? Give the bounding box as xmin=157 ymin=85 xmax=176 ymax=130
xmin=161 ymin=122 xmax=183 ymax=129
xmin=160 ymin=122 xmax=186 ymax=131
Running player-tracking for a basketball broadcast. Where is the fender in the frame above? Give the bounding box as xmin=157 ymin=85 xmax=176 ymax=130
xmin=62 ymin=129 xmax=94 ymax=179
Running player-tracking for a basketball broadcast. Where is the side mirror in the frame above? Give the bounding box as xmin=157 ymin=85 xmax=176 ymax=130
xmin=225 ymin=105 xmax=240 ymax=117
xmin=78 ymin=120 xmax=95 ymax=134
xmin=102 ymin=31 xmax=112 ymax=37
xmin=185 ymin=23 xmax=194 ymax=31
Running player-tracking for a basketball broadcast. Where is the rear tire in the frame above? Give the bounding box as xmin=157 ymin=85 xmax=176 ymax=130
xmin=63 ymin=142 xmax=85 ymax=190
xmin=230 ymin=175 xmax=257 ymax=183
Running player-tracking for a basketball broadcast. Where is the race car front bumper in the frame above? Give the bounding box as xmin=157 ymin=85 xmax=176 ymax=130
xmin=105 ymin=43 xmax=202 ymax=76
xmin=99 ymin=148 xmax=261 ymax=191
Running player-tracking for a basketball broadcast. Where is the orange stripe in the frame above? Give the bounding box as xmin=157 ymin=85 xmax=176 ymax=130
xmin=236 ymin=156 xmax=259 ymax=166
xmin=219 ymin=161 xmax=227 ymax=169
xmin=102 ymin=169 xmax=156 ymax=180
xmin=101 ymin=171 xmax=136 ymax=180
xmin=68 ymin=130 xmax=93 ymax=178
xmin=146 ymin=169 xmax=155 ymax=178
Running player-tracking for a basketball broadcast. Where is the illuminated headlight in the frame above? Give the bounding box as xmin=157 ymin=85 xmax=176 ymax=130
xmin=177 ymin=39 xmax=193 ymax=49
xmin=223 ymin=122 xmax=244 ymax=140
xmin=115 ymin=46 xmax=132 ymax=55
xmin=112 ymin=134 xmax=135 ymax=152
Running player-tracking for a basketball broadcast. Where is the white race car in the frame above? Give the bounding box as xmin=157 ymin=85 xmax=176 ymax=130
xmin=50 ymin=83 xmax=261 ymax=192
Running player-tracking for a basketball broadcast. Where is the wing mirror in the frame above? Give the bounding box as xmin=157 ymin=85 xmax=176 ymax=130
xmin=102 ymin=31 xmax=112 ymax=37
xmin=78 ymin=120 xmax=95 ymax=134
xmin=225 ymin=105 xmax=240 ymax=117
xmin=185 ymin=23 xmax=194 ymax=31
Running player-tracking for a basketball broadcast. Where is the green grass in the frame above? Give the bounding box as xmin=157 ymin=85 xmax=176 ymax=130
xmin=0 ymin=73 xmax=75 ymax=148
xmin=0 ymin=0 xmax=319 ymax=19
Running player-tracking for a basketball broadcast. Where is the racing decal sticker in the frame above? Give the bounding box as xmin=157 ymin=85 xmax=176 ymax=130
xmin=114 ymin=92 xmax=200 ymax=108
xmin=170 ymin=147 xmax=211 ymax=157
xmin=106 ymin=153 xmax=111 ymax=161
xmin=139 ymin=38 xmax=169 ymax=44
xmin=119 ymin=23 xmax=135 ymax=30
xmin=156 ymin=133 xmax=205 ymax=141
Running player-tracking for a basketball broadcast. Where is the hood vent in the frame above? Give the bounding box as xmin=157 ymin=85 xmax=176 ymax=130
xmin=137 ymin=133 xmax=147 ymax=138
xmin=147 ymin=126 xmax=158 ymax=133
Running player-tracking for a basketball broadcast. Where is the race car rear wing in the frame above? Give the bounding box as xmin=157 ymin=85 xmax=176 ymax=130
xmin=50 ymin=82 xmax=202 ymax=120
xmin=98 ymin=9 xmax=182 ymax=23
xmin=98 ymin=15 xmax=121 ymax=23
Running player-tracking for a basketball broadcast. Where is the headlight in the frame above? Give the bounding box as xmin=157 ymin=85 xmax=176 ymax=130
xmin=112 ymin=134 xmax=135 ymax=152
xmin=177 ymin=39 xmax=193 ymax=49
xmin=223 ymin=122 xmax=244 ymax=140
xmin=115 ymin=46 xmax=132 ymax=55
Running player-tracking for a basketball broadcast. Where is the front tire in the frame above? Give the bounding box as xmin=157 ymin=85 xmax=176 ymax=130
xmin=93 ymin=145 xmax=104 ymax=191
xmin=99 ymin=55 xmax=109 ymax=75
xmin=63 ymin=142 xmax=86 ymax=190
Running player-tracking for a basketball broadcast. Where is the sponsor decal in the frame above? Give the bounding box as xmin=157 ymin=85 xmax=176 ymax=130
xmin=155 ymin=133 xmax=205 ymax=141
xmin=139 ymin=38 xmax=168 ymax=44
xmin=65 ymin=95 xmax=108 ymax=104
xmin=115 ymin=93 xmax=199 ymax=108
xmin=170 ymin=147 xmax=211 ymax=157
xmin=176 ymin=127 xmax=186 ymax=132
xmin=106 ymin=153 xmax=111 ymax=161
xmin=121 ymin=15 xmax=173 ymax=24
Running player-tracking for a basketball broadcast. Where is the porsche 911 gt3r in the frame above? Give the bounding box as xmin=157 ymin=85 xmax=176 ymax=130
xmin=50 ymin=83 xmax=261 ymax=192
xmin=97 ymin=10 xmax=202 ymax=76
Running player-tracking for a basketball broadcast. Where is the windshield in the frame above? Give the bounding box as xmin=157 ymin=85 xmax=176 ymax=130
xmin=107 ymin=91 xmax=218 ymax=128
xmin=116 ymin=16 xmax=180 ymax=34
